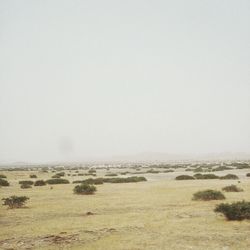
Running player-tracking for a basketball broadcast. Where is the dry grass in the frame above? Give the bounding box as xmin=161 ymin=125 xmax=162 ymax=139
xmin=0 ymin=169 xmax=250 ymax=249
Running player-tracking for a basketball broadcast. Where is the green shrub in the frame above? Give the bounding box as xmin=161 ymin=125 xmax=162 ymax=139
xmin=194 ymin=174 xmax=219 ymax=179
xmin=164 ymin=170 xmax=174 ymax=173
xmin=46 ymin=178 xmax=70 ymax=185
xmin=20 ymin=183 xmax=32 ymax=189
xmin=34 ymin=180 xmax=46 ymax=186
xmin=51 ymin=174 xmax=61 ymax=178
xmin=146 ymin=169 xmax=160 ymax=174
xmin=82 ymin=178 xmax=104 ymax=185
xmin=215 ymin=201 xmax=250 ymax=220
xmin=193 ymin=189 xmax=225 ymax=201
xmin=0 ymin=174 xmax=7 ymax=179
xmin=220 ymin=174 xmax=239 ymax=180
xmin=56 ymin=172 xmax=65 ymax=177
xmin=222 ymin=185 xmax=243 ymax=192
xmin=0 ymin=178 xmax=10 ymax=186
xmin=212 ymin=166 xmax=233 ymax=171
xmin=246 ymin=173 xmax=250 ymax=177
xmin=2 ymin=195 xmax=29 ymax=209
xmin=105 ymin=173 xmax=118 ymax=176
xmin=19 ymin=180 xmax=34 ymax=185
xmin=30 ymin=174 xmax=37 ymax=178
xmin=175 ymin=175 xmax=195 ymax=180
xmin=73 ymin=184 xmax=96 ymax=195
xmin=103 ymin=176 xmax=147 ymax=183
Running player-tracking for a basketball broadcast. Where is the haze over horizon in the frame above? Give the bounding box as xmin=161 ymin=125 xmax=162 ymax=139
xmin=1 ymin=0 xmax=250 ymax=163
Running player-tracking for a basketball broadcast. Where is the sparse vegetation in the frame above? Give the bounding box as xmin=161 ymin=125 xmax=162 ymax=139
xmin=194 ymin=173 xmax=219 ymax=179
xmin=19 ymin=180 xmax=34 ymax=185
xmin=222 ymin=185 xmax=243 ymax=192
xmin=0 ymin=174 xmax=7 ymax=178
xmin=0 ymin=178 xmax=10 ymax=186
xmin=192 ymin=190 xmax=225 ymax=201
xmin=175 ymin=175 xmax=195 ymax=180
xmin=73 ymin=183 xmax=97 ymax=195
xmin=105 ymin=173 xmax=118 ymax=176
xmin=20 ymin=183 xmax=32 ymax=189
xmin=34 ymin=180 xmax=46 ymax=186
xmin=215 ymin=201 xmax=250 ymax=220
xmin=102 ymin=176 xmax=147 ymax=183
xmin=30 ymin=174 xmax=37 ymax=178
xmin=46 ymin=178 xmax=70 ymax=185
xmin=246 ymin=173 xmax=250 ymax=177
xmin=2 ymin=196 xmax=29 ymax=209
xmin=220 ymin=174 xmax=239 ymax=180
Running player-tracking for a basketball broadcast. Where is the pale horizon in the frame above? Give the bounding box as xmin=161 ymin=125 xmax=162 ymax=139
xmin=1 ymin=0 xmax=250 ymax=163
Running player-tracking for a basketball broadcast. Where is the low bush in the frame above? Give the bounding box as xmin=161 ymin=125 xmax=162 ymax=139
xmin=222 ymin=185 xmax=243 ymax=192
xmin=81 ymin=178 xmax=104 ymax=185
xmin=34 ymin=180 xmax=46 ymax=186
xmin=19 ymin=180 xmax=34 ymax=185
xmin=88 ymin=169 xmax=96 ymax=174
xmin=105 ymin=173 xmax=118 ymax=176
xmin=0 ymin=178 xmax=10 ymax=186
xmin=51 ymin=174 xmax=62 ymax=178
xmin=30 ymin=174 xmax=37 ymax=178
xmin=146 ymin=169 xmax=160 ymax=174
xmin=20 ymin=183 xmax=32 ymax=189
xmin=215 ymin=201 xmax=250 ymax=220
xmin=56 ymin=172 xmax=65 ymax=177
xmin=220 ymin=174 xmax=239 ymax=180
xmin=0 ymin=174 xmax=7 ymax=179
xmin=164 ymin=170 xmax=174 ymax=173
xmin=246 ymin=173 xmax=250 ymax=177
xmin=212 ymin=166 xmax=233 ymax=171
xmin=192 ymin=189 xmax=225 ymax=201
xmin=2 ymin=195 xmax=29 ymax=209
xmin=103 ymin=176 xmax=147 ymax=183
xmin=46 ymin=178 xmax=70 ymax=185
xmin=194 ymin=174 xmax=219 ymax=179
xmin=74 ymin=183 xmax=96 ymax=195
xmin=175 ymin=175 xmax=195 ymax=180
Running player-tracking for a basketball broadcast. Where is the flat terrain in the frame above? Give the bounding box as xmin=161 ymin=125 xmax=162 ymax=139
xmin=1 ymin=168 xmax=250 ymax=250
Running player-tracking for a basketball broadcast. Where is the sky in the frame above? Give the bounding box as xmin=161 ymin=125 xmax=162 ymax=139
xmin=0 ymin=0 xmax=250 ymax=163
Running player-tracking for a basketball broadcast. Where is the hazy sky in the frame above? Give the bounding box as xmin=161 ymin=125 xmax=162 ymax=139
xmin=0 ymin=0 xmax=250 ymax=162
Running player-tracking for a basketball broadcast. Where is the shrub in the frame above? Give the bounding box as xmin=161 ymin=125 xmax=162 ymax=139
xmin=146 ymin=169 xmax=160 ymax=174
xmin=51 ymin=174 xmax=61 ymax=178
xmin=194 ymin=174 xmax=219 ymax=179
xmin=74 ymin=184 xmax=96 ymax=195
xmin=56 ymin=172 xmax=65 ymax=177
xmin=212 ymin=166 xmax=233 ymax=171
xmin=220 ymin=174 xmax=239 ymax=180
xmin=0 ymin=174 xmax=7 ymax=179
xmin=30 ymin=174 xmax=37 ymax=178
xmin=215 ymin=201 xmax=250 ymax=220
xmin=175 ymin=175 xmax=195 ymax=180
xmin=19 ymin=180 xmax=34 ymax=185
xmin=0 ymin=178 xmax=10 ymax=186
xmin=246 ymin=173 xmax=250 ymax=177
xmin=88 ymin=169 xmax=96 ymax=173
xmin=34 ymin=180 xmax=46 ymax=186
xmin=82 ymin=178 xmax=104 ymax=185
xmin=46 ymin=178 xmax=70 ymax=185
xmin=105 ymin=173 xmax=118 ymax=176
xmin=20 ymin=183 xmax=32 ymax=189
xmin=2 ymin=196 xmax=29 ymax=209
xmin=164 ymin=170 xmax=174 ymax=173
xmin=103 ymin=176 xmax=147 ymax=183
xmin=222 ymin=185 xmax=243 ymax=192
xmin=192 ymin=190 xmax=225 ymax=201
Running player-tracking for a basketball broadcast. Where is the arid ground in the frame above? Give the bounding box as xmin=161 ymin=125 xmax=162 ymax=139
xmin=1 ymin=165 xmax=250 ymax=250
